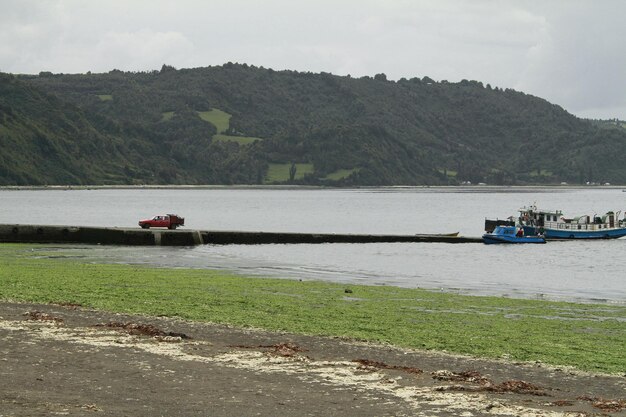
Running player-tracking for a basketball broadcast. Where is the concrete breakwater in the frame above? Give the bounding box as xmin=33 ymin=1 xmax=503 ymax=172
xmin=0 ymin=224 xmax=482 ymax=246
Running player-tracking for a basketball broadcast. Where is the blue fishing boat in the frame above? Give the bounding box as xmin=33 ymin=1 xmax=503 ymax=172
xmin=519 ymin=205 xmax=626 ymax=239
xmin=482 ymin=226 xmax=546 ymax=244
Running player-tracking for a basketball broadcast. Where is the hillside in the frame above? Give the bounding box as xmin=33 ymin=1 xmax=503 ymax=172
xmin=0 ymin=73 xmax=140 ymax=185
xmin=2 ymin=64 xmax=626 ymax=185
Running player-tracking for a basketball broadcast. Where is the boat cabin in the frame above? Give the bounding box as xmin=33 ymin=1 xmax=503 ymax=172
xmin=492 ymin=226 xmax=523 ymax=236
xmin=519 ymin=205 xmax=623 ymax=232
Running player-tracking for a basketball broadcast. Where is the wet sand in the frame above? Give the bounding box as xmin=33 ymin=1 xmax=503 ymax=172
xmin=1 ymin=301 xmax=625 ymax=416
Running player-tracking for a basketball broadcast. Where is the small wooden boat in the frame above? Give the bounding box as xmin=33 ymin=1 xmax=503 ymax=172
xmin=482 ymin=226 xmax=546 ymax=244
xmin=414 ymin=232 xmax=459 ymax=237
xmin=434 ymin=232 xmax=460 ymax=237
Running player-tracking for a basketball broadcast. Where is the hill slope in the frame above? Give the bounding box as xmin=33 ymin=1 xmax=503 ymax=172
xmin=3 ymin=65 xmax=626 ymax=185
xmin=0 ymin=73 xmax=140 ymax=185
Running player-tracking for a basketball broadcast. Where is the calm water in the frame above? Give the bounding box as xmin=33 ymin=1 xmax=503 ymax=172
xmin=1 ymin=187 xmax=625 ymax=304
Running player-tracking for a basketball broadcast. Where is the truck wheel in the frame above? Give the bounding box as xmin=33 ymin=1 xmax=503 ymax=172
xmin=169 ymin=225 xmax=177 ymax=230
xmin=141 ymin=224 xmax=150 ymax=229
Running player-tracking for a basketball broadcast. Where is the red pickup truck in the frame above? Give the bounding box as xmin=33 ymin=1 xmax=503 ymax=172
xmin=138 ymin=214 xmax=185 ymax=230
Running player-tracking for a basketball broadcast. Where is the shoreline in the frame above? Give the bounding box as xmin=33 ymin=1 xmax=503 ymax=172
xmin=1 ymin=243 xmax=624 ymax=375
xmin=1 ymin=184 xmax=624 ymax=191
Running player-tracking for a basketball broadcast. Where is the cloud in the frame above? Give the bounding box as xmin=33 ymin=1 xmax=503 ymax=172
xmin=92 ymin=30 xmax=195 ymax=72
xmin=0 ymin=0 xmax=625 ymax=119
xmin=514 ymin=3 xmax=626 ymax=118
xmin=0 ymin=1 xmax=196 ymax=73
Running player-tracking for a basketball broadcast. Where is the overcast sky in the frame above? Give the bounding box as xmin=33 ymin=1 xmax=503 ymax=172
xmin=1 ymin=0 xmax=625 ymax=120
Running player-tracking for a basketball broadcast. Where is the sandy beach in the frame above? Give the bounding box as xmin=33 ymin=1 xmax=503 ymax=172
xmin=1 ymin=301 xmax=625 ymax=416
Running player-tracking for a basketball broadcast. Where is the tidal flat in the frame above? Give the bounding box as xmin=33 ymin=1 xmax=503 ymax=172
xmin=1 ymin=243 xmax=624 ymax=374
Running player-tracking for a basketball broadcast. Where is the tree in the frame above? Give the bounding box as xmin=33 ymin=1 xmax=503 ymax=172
xmin=160 ymin=64 xmax=177 ymax=73
xmin=289 ymin=162 xmax=297 ymax=181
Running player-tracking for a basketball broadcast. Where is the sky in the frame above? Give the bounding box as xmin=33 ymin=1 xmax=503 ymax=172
xmin=1 ymin=0 xmax=625 ymax=120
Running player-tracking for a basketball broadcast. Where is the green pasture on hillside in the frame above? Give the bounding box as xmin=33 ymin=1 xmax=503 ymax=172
xmin=438 ymin=169 xmax=458 ymax=177
xmin=324 ymin=168 xmax=360 ymax=181
xmin=161 ymin=111 xmax=175 ymax=121
xmin=198 ymin=109 xmax=262 ymax=145
xmin=0 ymin=243 xmax=624 ymax=374
xmin=266 ymin=163 xmax=315 ymax=183
xmin=529 ymin=169 xmax=554 ymax=177
xmin=198 ymin=109 xmax=231 ymax=133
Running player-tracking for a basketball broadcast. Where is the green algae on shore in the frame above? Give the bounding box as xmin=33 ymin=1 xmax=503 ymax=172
xmin=1 ymin=243 xmax=624 ymax=374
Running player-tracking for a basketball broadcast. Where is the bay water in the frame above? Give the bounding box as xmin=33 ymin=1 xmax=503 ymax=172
xmin=1 ymin=186 xmax=624 ymax=304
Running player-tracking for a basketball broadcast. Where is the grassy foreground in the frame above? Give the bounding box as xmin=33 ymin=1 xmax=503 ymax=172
xmin=1 ymin=244 xmax=624 ymax=374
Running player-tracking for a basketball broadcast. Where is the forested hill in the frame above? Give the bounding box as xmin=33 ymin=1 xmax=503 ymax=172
xmin=2 ymin=64 xmax=626 ymax=185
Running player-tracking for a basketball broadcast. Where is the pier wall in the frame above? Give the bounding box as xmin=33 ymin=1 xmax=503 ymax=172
xmin=0 ymin=224 xmax=481 ymax=246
